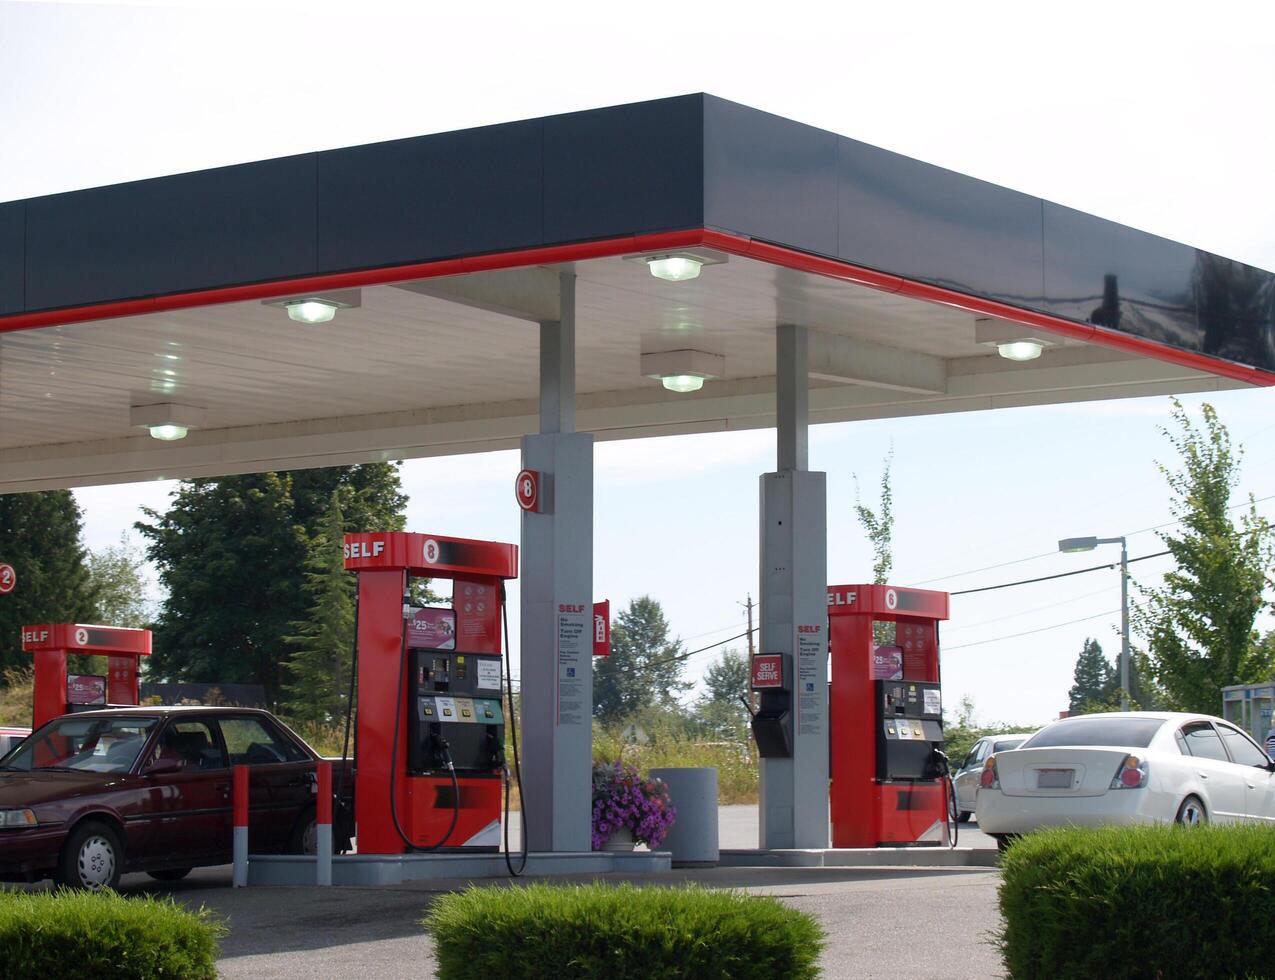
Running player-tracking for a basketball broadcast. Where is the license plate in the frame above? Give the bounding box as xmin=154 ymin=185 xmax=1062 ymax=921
xmin=1037 ymin=769 xmax=1074 ymax=789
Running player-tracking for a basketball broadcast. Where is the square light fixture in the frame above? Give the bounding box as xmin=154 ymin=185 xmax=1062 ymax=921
xmin=261 ymin=288 xmax=362 ymax=324
xmin=624 ymin=248 xmax=729 ymax=283
xmin=130 ymin=403 xmax=206 ymax=441
xmin=640 ymin=349 xmax=725 ymax=393
xmin=974 ymin=317 xmax=1058 ymax=362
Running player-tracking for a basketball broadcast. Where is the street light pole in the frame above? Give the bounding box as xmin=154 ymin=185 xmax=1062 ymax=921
xmin=1058 ymin=534 xmax=1130 ymax=712
xmin=1118 ymin=538 xmax=1130 ymax=712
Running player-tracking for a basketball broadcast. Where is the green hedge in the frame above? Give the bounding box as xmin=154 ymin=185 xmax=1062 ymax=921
xmin=0 ymin=889 xmax=224 ymax=980
xmin=425 ymin=882 xmax=825 ymax=979
xmin=1000 ymin=825 xmax=1275 ymax=979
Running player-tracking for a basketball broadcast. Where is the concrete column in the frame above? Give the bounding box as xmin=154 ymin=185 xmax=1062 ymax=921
xmin=759 ymin=324 xmax=829 ymax=849
xmin=520 ymin=271 xmax=594 ymax=852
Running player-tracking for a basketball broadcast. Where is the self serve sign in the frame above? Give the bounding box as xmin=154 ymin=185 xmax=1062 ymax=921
xmin=751 ymin=654 xmax=784 ymax=689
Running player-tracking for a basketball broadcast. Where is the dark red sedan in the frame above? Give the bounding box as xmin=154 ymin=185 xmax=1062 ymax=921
xmin=0 ymin=706 xmax=352 ymax=890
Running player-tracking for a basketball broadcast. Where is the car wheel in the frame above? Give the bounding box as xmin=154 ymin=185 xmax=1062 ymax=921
xmin=1176 ymin=795 xmax=1207 ymax=828
xmin=996 ymin=834 xmax=1018 ymax=854
xmin=957 ymin=811 xmax=972 ymax=824
xmin=147 ymin=867 xmax=193 ymax=882
xmin=56 ymin=820 xmax=123 ymax=891
xmin=290 ymin=806 xmax=318 ymax=855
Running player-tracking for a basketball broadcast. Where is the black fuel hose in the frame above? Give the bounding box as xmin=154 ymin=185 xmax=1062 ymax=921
xmin=389 ymin=576 xmax=460 ymax=853
xmin=500 ymin=583 xmax=528 ymax=877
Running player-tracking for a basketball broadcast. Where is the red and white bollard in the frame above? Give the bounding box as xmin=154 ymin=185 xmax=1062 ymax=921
xmin=233 ymin=764 xmax=249 ymax=887
xmin=316 ymin=761 xmax=332 ymax=886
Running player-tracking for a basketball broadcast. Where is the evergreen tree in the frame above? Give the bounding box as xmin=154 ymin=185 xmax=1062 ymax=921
xmin=137 ymin=464 xmax=407 ymax=705
xmin=593 ymin=596 xmax=690 ymax=726
xmin=1135 ymin=400 xmax=1275 ymax=712
xmin=0 ymin=491 xmax=96 ymax=674
xmin=283 ymin=493 xmax=355 ymax=725
xmin=1067 ymin=638 xmax=1114 ymax=714
xmin=694 ymin=648 xmax=750 ymax=739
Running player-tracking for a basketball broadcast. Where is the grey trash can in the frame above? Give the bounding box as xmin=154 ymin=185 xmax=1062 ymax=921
xmin=649 ymin=767 xmax=718 ymax=867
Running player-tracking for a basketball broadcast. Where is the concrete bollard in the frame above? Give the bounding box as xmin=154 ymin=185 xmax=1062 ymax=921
xmin=233 ymin=764 xmax=248 ymax=887
xmin=649 ymin=767 xmax=719 ymax=866
xmin=316 ymin=762 xmax=332 ymax=886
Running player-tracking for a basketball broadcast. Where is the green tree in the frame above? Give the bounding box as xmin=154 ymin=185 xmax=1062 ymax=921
xmin=1067 ymin=638 xmax=1114 ymax=714
xmin=854 ymin=447 xmax=895 ymax=645
xmin=0 ymin=491 xmax=96 ymax=674
xmin=593 ymin=596 xmax=690 ymax=726
xmin=1135 ymin=400 xmax=1275 ymax=712
xmin=137 ymin=464 xmax=407 ymax=705
xmin=854 ymin=446 xmax=895 ymax=584
xmin=86 ymin=536 xmax=153 ymax=628
xmin=694 ymin=648 xmax=750 ymax=739
xmin=283 ymin=493 xmax=355 ymax=725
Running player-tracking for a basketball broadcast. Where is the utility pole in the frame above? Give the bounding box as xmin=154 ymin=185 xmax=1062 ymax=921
xmin=740 ymin=594 xmax=756 ymax=713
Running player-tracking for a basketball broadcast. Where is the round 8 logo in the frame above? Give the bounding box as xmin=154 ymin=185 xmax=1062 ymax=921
xmin=423 ymin=539 xmax=441 ymax=564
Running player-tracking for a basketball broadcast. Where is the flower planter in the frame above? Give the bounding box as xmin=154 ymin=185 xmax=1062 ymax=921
xmin=601 ymin=827 xmax=636 ymax=852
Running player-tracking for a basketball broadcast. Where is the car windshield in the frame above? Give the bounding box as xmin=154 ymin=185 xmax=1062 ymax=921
xmin=1 ymin=716 xmax=160 ymax=774
xmin=1022 ymin=717 xmax=1164 ymax=749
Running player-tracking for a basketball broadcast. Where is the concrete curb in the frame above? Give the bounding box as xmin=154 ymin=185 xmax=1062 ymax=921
xmin=718 ymin=847 xmax=999 ymax=869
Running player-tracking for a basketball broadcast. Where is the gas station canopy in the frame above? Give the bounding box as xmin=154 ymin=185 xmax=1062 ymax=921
xmin=1 ymin=94 xmax=1272 ymax=492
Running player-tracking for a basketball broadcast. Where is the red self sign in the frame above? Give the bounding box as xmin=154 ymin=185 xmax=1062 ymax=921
xmin=593 ymin=600 xmax=610 ymax=656
xmin=751 ymin=654 xmax=784 ymax=689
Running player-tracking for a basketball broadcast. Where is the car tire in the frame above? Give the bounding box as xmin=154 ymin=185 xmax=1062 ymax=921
xmin=996 ymin=834 xmax=1018 ymax=854
xmin=289 ymin=806 xmax=318 ymax=855
xmin=957 ymin=811 xmax=972 ymax=824
xmin=147 ymin=867 xmax=193 ymax=882
xmin=56 ymin=820 xmax=124 ymax=891
xmin=1176 ymin=795 xmax=1207 ymax=828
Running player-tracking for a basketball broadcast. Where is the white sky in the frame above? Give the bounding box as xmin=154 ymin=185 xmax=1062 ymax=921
xmin=4 ymin=0 xmax=1275 ymax=725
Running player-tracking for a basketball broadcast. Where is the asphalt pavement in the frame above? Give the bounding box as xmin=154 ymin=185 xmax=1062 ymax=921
xmin=14 ymin=807 xmax=1006 ymax=977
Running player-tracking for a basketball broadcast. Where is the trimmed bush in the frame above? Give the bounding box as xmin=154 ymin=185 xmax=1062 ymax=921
xmin=999 ymin=825 xmax=1275 ymax=979
xmin=0 ymin=888 xmax=224 ymax=979
xmin=425 ymin=882 xmax=825 ymax=979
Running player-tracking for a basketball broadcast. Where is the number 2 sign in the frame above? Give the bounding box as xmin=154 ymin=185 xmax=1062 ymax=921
xmin=0 ymin=564 xmax=15 ymax=595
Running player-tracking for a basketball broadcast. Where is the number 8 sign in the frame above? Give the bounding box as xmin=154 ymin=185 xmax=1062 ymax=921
xmin=515 ymin=470 xmax=541 ymax=513
xmin=0 ymin=564 xmax=15 ymax=595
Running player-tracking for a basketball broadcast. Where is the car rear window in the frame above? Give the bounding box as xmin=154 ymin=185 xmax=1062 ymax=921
xmin=1022 ymin=717 xmax=1163 ymax=749
xmin=993 ymin=738 xmax=1027 ymax=753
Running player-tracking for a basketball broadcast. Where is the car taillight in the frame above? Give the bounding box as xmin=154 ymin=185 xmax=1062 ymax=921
xmin=1110 ymin=754 xmax=1149 ymax=789
xmin=979 ymin=757 xmax=999 ymax=789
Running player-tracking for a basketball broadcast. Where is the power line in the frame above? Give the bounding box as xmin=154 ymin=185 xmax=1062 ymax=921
xmin=943 ymin=608 xmax=1121 ymax=652
xmin=904 ymin=493 xmax=1272 ymax=588
xmin=950 ymin=551 xmax=1171 ymax=596
xmin=942 ymin=585 xmax=1115 ymax=633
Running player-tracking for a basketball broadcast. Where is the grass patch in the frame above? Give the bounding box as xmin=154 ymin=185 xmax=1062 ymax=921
xmin=594 ymin=726 xmax=758 ymax=805
xmin=999 ymin=824 xmax=1275 ymax=979
xmin=425 ymin=882 xmax=824 ymax=979
xmin=0 ymin=888 xmax=224 ymax=979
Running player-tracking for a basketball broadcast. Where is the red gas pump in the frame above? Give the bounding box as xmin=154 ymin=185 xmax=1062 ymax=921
xmin=20 ymin=624 xmax=152 ymax=728
xmin=828 ymin=584 xmax=950 ymax=847
xmin=344 ymin=531 xmax=518 ymax=855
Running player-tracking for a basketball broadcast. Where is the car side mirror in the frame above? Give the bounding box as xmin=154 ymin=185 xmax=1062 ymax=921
xmin=144 ymin=755 xmax=184 ymax=776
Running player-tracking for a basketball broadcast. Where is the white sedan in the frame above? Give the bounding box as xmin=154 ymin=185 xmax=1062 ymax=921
xmin=977 ymin=712 xmax=1275 ymax=847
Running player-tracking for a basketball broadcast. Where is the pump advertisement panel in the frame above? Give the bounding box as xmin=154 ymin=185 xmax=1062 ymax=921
xmin=67 ymin=674 xmax=106 ymax=705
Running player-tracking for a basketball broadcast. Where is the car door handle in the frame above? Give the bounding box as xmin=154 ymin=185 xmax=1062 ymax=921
xmin=1247 ymin=782 xmax=1256 ymax=789
xmin=1197 ymin=772 xmax=1209 ymax=779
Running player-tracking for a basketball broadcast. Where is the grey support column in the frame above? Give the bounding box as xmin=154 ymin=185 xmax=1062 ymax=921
xmin=759 ymin=324 xmax=829 ymax=849
xmin=520 ymin=271 xmax=595 ymax=852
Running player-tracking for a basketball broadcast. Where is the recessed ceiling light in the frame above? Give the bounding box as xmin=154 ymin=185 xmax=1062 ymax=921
xmin=285 ymin=299 xmax=339 ymax=324
xmin=997 ymin=341 xmax=1044 ymax=361
xmin=646 ymin=256 xmax=704 ymax=282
